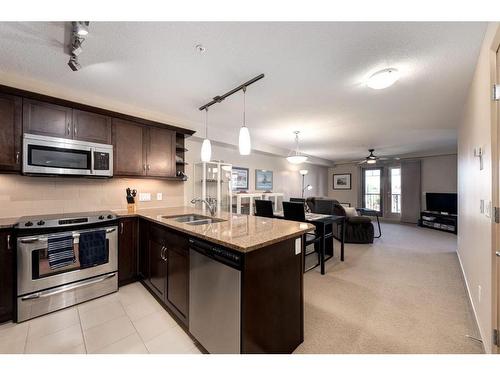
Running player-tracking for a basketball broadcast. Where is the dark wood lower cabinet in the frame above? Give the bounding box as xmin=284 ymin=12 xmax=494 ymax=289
xmin=165 ymin=230 xmax=189 ymax=321
xmin=135 ymin=218 xmax=304 ymax=353
xmin=0 ymin=230 xmax=14 ymax=323
xmin=118 ymin=218 xmax=138 ymax=286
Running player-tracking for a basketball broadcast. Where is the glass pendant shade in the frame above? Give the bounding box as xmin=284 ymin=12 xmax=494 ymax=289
xmin=239 ymin=126 xmax=251 ymax=155
xmin=201 ymin=139 xmax=212 ymax=162
xmin=287 ymin=155 xmax=308 ymax=164
xmin=286 ymin=131 xmax=308 ymax=164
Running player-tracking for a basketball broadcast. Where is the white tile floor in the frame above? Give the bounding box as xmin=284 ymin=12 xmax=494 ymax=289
xmin=0 ymin=282 xmax=202 ymax=354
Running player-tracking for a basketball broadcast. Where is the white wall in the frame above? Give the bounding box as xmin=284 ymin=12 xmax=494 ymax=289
xmin=327 ymin=164 xmax=361 ymax=207
xmin=184 ymin=138 xmax=329 ymax=205
xmin=457 ymin=22 xmax=500 ymax=354
xmin=421 ymin=154 xmax=457 ymax=210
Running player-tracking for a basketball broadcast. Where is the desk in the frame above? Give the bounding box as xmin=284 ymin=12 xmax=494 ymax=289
xmin=357 ymin=208 xmax=382 ymax=238
xmin=233 ymin=193 xmax=264 ymax=215
xmin=275 ymin=212 xmax=346 ymax=275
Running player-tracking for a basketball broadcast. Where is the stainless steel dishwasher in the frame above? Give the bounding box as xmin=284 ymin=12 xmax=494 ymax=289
xmin=189 ymin=238 xmax=242 ymax=354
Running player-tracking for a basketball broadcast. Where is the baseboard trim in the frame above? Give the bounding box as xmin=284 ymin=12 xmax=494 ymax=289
xmin=456 ymin=249 xmax=488 ymax=353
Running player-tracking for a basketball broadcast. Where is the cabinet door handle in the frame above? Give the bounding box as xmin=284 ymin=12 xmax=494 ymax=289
xmin=496 ymin=251 xmax=500 ymax=257
xmin=74 ymin=125 xmax=77 ymax=136
xmin=67 ymin=123 xmax=71 ymax=135
xmin=6 ymin=234 xmax=11 ymax=251
xmin=15 ymin=152 xmax=20 ymax=165
xmin=120 ymin=222 xmax=124 ymax=235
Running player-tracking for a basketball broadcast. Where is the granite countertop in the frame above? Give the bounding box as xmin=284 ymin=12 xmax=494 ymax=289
xmin=114 ymin=206 xmax=314 ymax=253
xmin=0 ymin=217 xmax=19 ymax=229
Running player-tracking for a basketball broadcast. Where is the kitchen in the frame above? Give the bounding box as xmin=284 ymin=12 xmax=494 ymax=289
xmin=0 ymin=83 xmax=312 ymax=354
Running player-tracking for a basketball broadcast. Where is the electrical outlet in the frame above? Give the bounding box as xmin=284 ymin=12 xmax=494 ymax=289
xmin=157 ymin=193 xmax=163 ymax=201
xmin=139 ymin=192 xmax=151 ymax=202
xmin=478 ymin=285 xmax=482 ymax=303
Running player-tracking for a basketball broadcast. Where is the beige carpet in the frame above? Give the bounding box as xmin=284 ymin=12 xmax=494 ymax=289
xmin=294 ymin=222 xmax=484 ymax=354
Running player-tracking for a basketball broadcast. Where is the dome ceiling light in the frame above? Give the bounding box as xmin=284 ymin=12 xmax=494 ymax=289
xmin=286 ymin=131 xmax=308 ymax=164
xmin=367 ymin=68 xmax=400 ymax=90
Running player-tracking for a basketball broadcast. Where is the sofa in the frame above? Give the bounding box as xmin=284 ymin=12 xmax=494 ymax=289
xmin=306 ymin=197 xmax=375 ymax=244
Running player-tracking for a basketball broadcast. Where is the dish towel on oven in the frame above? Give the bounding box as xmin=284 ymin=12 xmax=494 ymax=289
xmin=79 ymin=230 xmax=108 ymax=268
xmin=47 ymin=234 xmax=76 ymax=270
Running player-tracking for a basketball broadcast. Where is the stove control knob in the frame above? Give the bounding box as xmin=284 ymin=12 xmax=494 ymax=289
xmin=107 ymin=214 xmax=113 ymax=219
xmin=37 ymin=220 xmax=45 ymax=226
xmin=98 ymin=215 xmax=105 ymax=220
xmin=25 ymin=221 xmax=33 ymax=227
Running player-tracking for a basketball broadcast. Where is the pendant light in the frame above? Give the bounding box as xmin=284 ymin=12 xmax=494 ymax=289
xmin=286 ymin=131 xmax=308 ymax=164
xmin=200 ymin=108 xmax=212 ymax=162
xmin=238 ymin=86 xmax=251 ymax=155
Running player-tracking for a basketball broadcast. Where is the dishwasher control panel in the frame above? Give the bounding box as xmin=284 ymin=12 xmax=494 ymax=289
xmin=189 ymin=238 xmax=242 ymax=269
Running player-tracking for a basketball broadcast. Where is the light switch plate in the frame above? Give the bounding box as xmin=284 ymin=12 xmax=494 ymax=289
xmin=295 ymin=238 xmax=302 ymax=255
xmin=139 ymin=192 xmax=151 ymax=202
xmin=480 ymin=199 xmax=485 ymax=214
xmin=157 ymin=193 xmax=163 ymax=201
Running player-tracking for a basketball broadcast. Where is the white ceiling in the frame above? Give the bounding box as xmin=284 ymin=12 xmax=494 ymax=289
xmin=0 ymin=22 xmax=487 ymax=163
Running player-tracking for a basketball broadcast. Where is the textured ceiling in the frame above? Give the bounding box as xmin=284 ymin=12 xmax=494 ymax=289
xmin=0 ymin=22 xmax=487 ymax=162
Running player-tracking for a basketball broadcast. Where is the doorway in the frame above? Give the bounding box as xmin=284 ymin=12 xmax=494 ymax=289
xmin=361 ymin=165 xmax=401 ymax=219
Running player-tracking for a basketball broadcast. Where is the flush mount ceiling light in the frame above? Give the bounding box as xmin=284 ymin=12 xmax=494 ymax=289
xmin=367 ymin=68 xmax=400 ymax=90
xmin=238 ymin=87 xmax=251 ymax=155
xmin=200 ymin=109 xmax=212 ymax=162
xmin=286 ymin=131 xmax=308 ymax=164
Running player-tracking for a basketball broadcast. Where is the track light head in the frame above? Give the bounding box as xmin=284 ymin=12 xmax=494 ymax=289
xmin=68 ymin=56 xmax=81 ymax=72
xmin=71 ymin=39 xmax=83 ymax=57
xmin=73 ymin=21 xmax=89 ymax=36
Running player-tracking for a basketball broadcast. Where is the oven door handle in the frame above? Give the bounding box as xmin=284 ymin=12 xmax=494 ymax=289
xmin=20 ymin=237 xmax=47 ymax=244
xmin=20 ymin=272 xmax=117 ymax=300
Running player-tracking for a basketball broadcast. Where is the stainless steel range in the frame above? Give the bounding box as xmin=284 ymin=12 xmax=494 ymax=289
xmin=16 ymin=211 xmax=118 ymax=322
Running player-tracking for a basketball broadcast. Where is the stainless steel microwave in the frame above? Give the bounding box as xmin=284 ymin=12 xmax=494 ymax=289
xmin=23 ymin=133 xmax=113 ymax=177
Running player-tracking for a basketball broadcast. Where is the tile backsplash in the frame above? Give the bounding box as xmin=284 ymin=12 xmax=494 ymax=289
xmin=0 ymin=174 xmax=184 ymax=219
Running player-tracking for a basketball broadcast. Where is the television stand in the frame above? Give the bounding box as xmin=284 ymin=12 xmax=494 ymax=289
xmin=418 ymin=211 xmax=457 ymax=234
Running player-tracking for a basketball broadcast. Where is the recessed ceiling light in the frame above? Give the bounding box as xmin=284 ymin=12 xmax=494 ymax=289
xmin=367 ymin=68 xmax=400 ymax=90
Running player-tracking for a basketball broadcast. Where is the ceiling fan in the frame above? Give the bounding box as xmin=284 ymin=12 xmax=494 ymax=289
xmin=356 ymin=149 xmax=399 ymax=165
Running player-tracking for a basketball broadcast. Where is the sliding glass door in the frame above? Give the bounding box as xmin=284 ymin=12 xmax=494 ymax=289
xmin=386 ymin=167 xmax=401 ymax=219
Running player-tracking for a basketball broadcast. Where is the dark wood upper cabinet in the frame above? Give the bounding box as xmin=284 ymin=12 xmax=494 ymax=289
xmin=118 ymin=217 xmax=138 ymax=286
xmin=0 ymin=230 xmax=14 ymax=323
xmin=147 ymin=127 xmax=176 ymax=178
xmin=165 ymin=230 xmax=189 ymax=320
xmin=112 ymin=118 xmax=146 ymax=176
xmin=72 ymin=109 xmax=111 ymax=144
xmin=0 ymin=94 xmax=22 ymax=171
xmin=23 ymin=98 xmax=72 ymax=139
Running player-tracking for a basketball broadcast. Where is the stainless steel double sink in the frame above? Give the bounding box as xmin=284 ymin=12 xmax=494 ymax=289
xmin=163 ymin=214 xmax=226 ymax=226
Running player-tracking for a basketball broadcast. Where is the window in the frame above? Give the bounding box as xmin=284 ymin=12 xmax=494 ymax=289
xmin=364 ymin=169 xmax=381 ymax=212
xmin=391 ymin=168 xmax=401 ymax=214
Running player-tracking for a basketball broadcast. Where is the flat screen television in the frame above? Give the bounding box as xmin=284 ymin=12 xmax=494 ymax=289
xmin=425 ymin=193 xmax=457 ymax=215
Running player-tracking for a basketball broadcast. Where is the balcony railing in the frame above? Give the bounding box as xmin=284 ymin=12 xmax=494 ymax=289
xmin=364 ymin=194 xmax=380 ymax=212
xmin=391 ymin=194 xmax=401 ymax=213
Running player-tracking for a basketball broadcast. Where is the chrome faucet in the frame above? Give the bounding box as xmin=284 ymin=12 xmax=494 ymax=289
xmin=191 ymin=197 xmax=217 ymax=217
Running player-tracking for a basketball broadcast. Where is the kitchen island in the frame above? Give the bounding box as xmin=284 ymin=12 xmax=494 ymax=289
xmin=114 ymin=207 xmax=314 ymax=354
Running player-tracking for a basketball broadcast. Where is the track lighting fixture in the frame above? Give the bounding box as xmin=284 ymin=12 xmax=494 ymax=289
xmin=238 ymin=87 xmax=251 ymax=155
xmin=67 ymin=22 xmax=89 ymax=72
xmin=200 ymin=109 xmax=212 ymax=162
xmin=68 ymin=56 xmax=81 ymax=72
xmin=74 ymin=21 xmax=89 ymax=36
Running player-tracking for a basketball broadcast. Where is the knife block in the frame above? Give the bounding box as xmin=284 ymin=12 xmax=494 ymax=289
xmin=127 ymin=203 xmax=137 ymax=214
